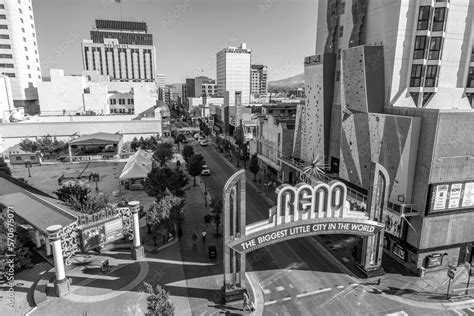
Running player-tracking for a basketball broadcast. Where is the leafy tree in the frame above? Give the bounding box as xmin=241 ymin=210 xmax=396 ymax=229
xmin=143 ymin=282 xmax=174 ymax=316
xmin=186 ymin=154 xmax=204 ymax=186
xmin=54 ymin=184 xmax=90 ymax=205
xmin=175 ymin=134 xmax=185 ymax=150
xmin=144 ymin=167 xmax=189 ymax=197
xmin=19 ymin=138 xmax=38 ymax=153
xmin=182 ymin=145 xmax=194 ymax=162
xmin=147 ymin=192 xmax=185 ymax=231
xmin=153 ymin=142 xmax=174 ymax=167
xmin=248 ymin=154 xmax=260 ymax=181
xmin=209 ymin=197 xmax=223 ymax=236
xmin=0 ymin=157 xmax=11 ymax=176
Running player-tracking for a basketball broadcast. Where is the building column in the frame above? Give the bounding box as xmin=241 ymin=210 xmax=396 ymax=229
xmin=34 ymin=230 xmax=42 ymax=248
xmin=68 ymin=144 xmax=72 ymax=163
xmin=129 ymin=201 xmax=144 ymax=260
xmin=47 ymin=225 xmax=70 ymax=297
xmin=45 ymin=236 xmax=52 ymax=256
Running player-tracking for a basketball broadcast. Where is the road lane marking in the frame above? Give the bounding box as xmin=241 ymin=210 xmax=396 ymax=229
xmin=289 ymin=284 xmax=294 ymax=288
xmin=452 ymin=310 xmax=464 ymax=316
xmin=336 ymin=285 xmax=344 ymax=289
xmin=276 ymin=286 xmax=285 ymax=292
xmin=296 ymin=288 xmax=332 ymax=298
xmin=341 ymin=257 xmax=349 ymax=262
xmin=282 ymin=297 xmax=291 ymax=301
xmin=264 ymin=300 xmax=277 ymax=306
xmin=263 ymin=289 xmax=271 ymax=294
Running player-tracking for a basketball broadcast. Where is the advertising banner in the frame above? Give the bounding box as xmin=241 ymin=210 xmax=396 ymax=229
xmin=462 ymin=182 xmax=474 ymax=208
xmin=383 ymin=209 xmax=402 ymax=237
xmin=448 ymin=183 xmax=463 ymax=209
xmin=433 ymin=184 xmax=449 ymax=210
xmin=428 ymin=181 xmax=474 ymax=214
xmin=80 ymin=217 xmax=124 ymax=251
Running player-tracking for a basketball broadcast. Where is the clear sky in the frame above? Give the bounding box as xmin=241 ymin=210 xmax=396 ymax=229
xmin=33 ymin=0 xmax=317 ymax=84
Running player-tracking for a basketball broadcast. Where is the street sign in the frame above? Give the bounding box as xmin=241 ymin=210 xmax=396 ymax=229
xmin=447 ymin=269 xmax=455 ymax=279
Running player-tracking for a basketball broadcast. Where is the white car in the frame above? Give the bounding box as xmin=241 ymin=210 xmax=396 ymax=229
xmin=201 ymin=165 xmax=210 ymax=176
xmin=199 ymin=140 xmax=208 ymax=146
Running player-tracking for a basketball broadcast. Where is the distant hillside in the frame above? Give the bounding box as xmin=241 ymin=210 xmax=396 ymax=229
xmin=268 ymin=73 xmax=304 ymax=92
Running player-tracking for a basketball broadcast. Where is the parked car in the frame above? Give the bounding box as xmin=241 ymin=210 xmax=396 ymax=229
xmin=201 ymin=165 xmax=211 ymax=176
xmin=199 ymin=140 xmax=208 ymax=146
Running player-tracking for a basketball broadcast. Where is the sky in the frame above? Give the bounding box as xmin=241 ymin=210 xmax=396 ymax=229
xmin=33 ymin=0 xmax=317 ymax=84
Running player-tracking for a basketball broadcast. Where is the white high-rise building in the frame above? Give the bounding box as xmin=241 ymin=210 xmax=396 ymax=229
xmin=0 ymin=0 xmax=41 ymax=109
xmin=216 ymin=43 xmax=251 ymax=106
xmin=82 ymin=20 xmax=156 ymax=82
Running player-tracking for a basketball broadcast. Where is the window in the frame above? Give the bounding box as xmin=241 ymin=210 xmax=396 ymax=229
xmin=24 ymin=46 xmax=27 ymax=51
xmin=28 ymin=74 xmax=31 ymax=78
xmin=33 ymin=41 xmax=36 ymax=46
xmin=392 ymin=244 xmax=407 ymax=261
xmin=410 ymin=64 xmax=424 ymax=87
xmin=4 ymin=73 xmax=15 ymax=77
xmin=432 ymin=7 xmax=446 ymax=31
xmin=0 ymin=34 xmax=8 ymax=39
xmin=21 ymin=27 xmax=25 ymax=32
xmin=36 ymin=66 xmax=39 ymax=71
xmin=428 ymin=37 xmax=443 ymax=60
xmin=34 ymin=50 xmax=37 ymax=54
xmin=413 ymin=36 xmax=427 ymax=59
xmin=336 ymin=70 xmax=340 ymax=81
xmin=38 ymin=75 xmax=40 ymax=79
xmin=0 ymin=5 xmax=4 ymax=9
xmin=29 ymin=15 xmax=32 ymax=20
xmin=0 ymin=54 xmax=12 ymax=58
xmin=0 ymin=14 xmax=5 ymax=19
xmin=32 ymin=32 xmax=35 ymax=37
xmin=27 ymin=65 xmax=30 ymax=69
xmin=425 ymin=65 xmax=438 ymax=87
xmin=18 ymin=8 xmax=22 ymax=14
xmin=417 ymin=6 xmax=431 ymax=30
xmin=0 ymin=25 xmax=8 ymax=29
xmin=31 ymin=24 xmax=34 ymax=29
xmin=467 ymin=67 xmax=474 ymax=88
xmin=339 ymin=26 xmax=344 ymax=38
xmin=0 ymin=44 xmax=11 ymax=49
xmin=25 ymin=56 xmax=29 ymax=60
xmin=340 ymin=2 xmax=345 ymax=14
xmin=337 ymin=48 xmax=341 ymax=60
xmin=16 ymin=156 xmax=22 ymax=161
xmin=23 ymin=37 xmax=26 ymax=42
xmin=20 ymin=18 xmax=24 ymax=23
xmin=0 ymin=63 xmax=14 ymax=68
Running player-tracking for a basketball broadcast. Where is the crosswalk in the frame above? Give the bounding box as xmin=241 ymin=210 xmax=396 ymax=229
xmin=453 ymin=307 xmax=474 ymax=315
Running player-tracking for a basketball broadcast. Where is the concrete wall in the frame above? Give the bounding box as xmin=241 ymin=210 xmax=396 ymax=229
xmin=420 ymin=212 xmax=474 ymax=250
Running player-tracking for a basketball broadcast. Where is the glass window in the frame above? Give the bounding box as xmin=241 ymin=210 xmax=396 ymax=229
xmin=0 ymin=5 xmax=4 ymax=9
xmin=28 ymin=74 xmax=31 ymax=78
xmin=0 ymin=63 xmax=14 ymax=68
xmin=0 ymin=44 xmax=11 ymax=49
xmin=413 ymin=36 xmax=427 ymax=59
xmin=410 ymin=64 xmax=424 ymax=87
xmin=467 ymin=67 xmax=474 ymax=88
xmin=0 ymin=34 xmax=7 ymax=39
xmin=5 ymin=73 xmax=15 ymax=77
xmin=24 ymin=46 xmax=27 ymax=51
xmin=417 ymin=6 xmax=431 ymax=30
xmin=0 ymin=25 xmax=8 ymax=29
xmin=32 ymin=32 xmax=35 ymax=37
xmin=0 ymin=14 xmax=5 ymax=19
xmin=425 ymin=65 xmax=438 ymax=87
xmin=0 ymin=54 xmax=13 ymax=58
xmin=21 ymin=27 xmax=25 ymax=32
xmin=23 ymin=37 xmax=26 ymax=42
xmin=27 ymin=65 xmax=30 ymax=69
xmin=340 ymin=2 xmax=345 ymax=14
xmin=16 ymin=156 xmax=22 ymax=161
xmin=428 ymin=37 xmax=443 ymax=60
xmin=25 ymin=56 xmax=29 ymax=60
xmin=432 ymin=7 xmax=446 ymax=31
xmin=339 ymin=26 xmax=344 ymax=38
xmin=19 ymin=8 xmax=22 ymax=14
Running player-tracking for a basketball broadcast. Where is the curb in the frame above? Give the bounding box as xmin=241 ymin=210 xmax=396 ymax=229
xmin=245 ymin=272 xmax=264 ymax=316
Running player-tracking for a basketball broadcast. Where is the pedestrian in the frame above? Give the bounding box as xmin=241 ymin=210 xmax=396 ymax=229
xmin=201 ymin=230 xmax=207 ymax=242
xmin=153 ymin=235 xmax=157 ymax=248
xmin=89 ymin=173 xmax=92 ymax=182
xmin=377 ymin=278 xmax=381 ymax=285
xmin=242 ymin=291 xmax=250 ymax=312
xmin=178 ymin=227 xmax=183 ymax=239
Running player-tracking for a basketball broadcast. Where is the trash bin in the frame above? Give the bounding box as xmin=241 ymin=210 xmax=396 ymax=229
xmin=418 ymin=267 xmax=426 ymax=278
xmin=208 ymin=245 xmax=217 ymax=259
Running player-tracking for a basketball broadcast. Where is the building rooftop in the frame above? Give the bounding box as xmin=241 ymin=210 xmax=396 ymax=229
xmin=95 ymin=19 xmax=148 ymax=33
xmin=69 ymin=132 xmax=123 ymax=145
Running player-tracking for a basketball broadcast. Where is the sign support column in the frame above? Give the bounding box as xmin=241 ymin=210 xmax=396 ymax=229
xmin=129 ymin=201 xmax=144 ymax=260
xmin=47 ymin=225 xmax=70 ymax=297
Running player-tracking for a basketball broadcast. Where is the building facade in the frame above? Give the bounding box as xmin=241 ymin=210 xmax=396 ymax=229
xmin=216 ymin=43 xmax=251 ymax=106
xmin=250 ymin=64 xmax=268 ymax=97
xmin=282 ymin=0 xmax=474 ymax=274
xmin=81 ymin=20 xmax=156 ymax=82
xmin=0 ymin=0 xmax=41 ymax=110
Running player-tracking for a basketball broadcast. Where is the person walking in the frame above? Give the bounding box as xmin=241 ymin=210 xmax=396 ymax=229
xmin=201 ymin=229 xmax=207 ymax=242
xmin=192 ymin=232 xmax=198 ymax=243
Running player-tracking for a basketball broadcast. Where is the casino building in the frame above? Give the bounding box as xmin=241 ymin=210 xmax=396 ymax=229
xmin=280 ymin=0 xmax=474 ymax=274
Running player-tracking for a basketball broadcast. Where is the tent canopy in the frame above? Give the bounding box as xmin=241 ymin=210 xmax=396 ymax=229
xmin=119 ymin=162 xmax=150 ymax=180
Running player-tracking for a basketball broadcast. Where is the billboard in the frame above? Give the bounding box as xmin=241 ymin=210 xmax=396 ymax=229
xmin=80 ymin=217 xmax=124 ymax=251
xmin=428 ymin=181 xmax=474 ymax=214
xmin=383 ymin=209 xmax=402 ymax=237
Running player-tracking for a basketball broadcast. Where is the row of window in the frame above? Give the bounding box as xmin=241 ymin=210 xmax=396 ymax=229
xmin=111 ymin=108 xmax=134 ymax=114
xmin=0 ymin=63 xmax=13 ymax=68
xmin=413 ymin=36 xmax=443 ymax=60
xmin=109 ymin=98 xmax=134 ymax=105
xmin=417 ymin=6 xmax=447 ymax=32
xmin=467 ymin=67 xmax=474 ymax=88
xmin=410 ymin=64 xmax=439 ymax=87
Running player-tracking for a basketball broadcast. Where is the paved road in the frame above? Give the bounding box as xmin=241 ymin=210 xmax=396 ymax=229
xmin=186 ymin=137 xmax=469 ymax=315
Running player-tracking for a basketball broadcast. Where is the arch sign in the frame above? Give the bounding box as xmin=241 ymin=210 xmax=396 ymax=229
xmin=222 ymin=163 xmax=389 ymax=302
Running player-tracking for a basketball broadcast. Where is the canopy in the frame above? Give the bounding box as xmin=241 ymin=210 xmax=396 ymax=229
xmin=170 ymin=153 xmax=185 ymax=164
xmin=119 ymin=162 xmax=151 ymax=180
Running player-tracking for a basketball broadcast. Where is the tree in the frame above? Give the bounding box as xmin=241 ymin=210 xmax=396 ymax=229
xmin=143 ymin=282 xmax=175 ymax=316
xmin=54 ymin=184 xmax=90 ymax=205
xmin=186 ymin=154 xmax=204 ymax=186
xmin=153 ymin=142 xmax=174 ymax=167
xmin=209 ymin=197 xmax=223 ymax=237
xmin=175 ymin=134 xmax=185 ymax=150
xmin=248 ymin=154 xmax=260 ymax=181
xmin=147 ymin=192 xmax=185 ymax=231
xmin=182 ymin=145 xmax=194 ymax=162
xmin=144 ymin=167 xmax=189 ymax=197
xmin=0 ymin=157 xmax=11 ymax=176
xmin=19 ymin=138 xmax=38 ymax=153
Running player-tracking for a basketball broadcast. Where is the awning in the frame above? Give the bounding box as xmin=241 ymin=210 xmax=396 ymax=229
xmin=119 ymin=162 xmax=151 ymax=180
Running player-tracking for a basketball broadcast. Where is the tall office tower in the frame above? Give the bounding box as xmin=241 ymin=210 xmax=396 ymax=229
xmin=250 ymin=64 xmax=268 ymax=96
xmin=81 ymin=19 xmax=156 ymax=82
xmin=216 ymin=43 xmax=251 ymax=106
xmin=281 ymin=0 xmax=474 ymax=274
xmin=185 ymin=76 xmax=216 ymax=99
xmin=0 ymin=0 xmax=42 ymax=110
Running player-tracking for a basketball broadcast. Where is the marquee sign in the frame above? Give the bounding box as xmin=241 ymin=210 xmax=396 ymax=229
xmin=225 ymin=180 xmax=384 ymax=254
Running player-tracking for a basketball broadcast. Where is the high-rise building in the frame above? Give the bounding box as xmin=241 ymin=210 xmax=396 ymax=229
xmin=0 ymin=0 xmax=41 ymax=110
xmin=250 ymin=64 xmax=268 ymax=97
xmin=156 ymin=73 xmax=165 ymax=88
xmin=216 ymin=43 xmax=251 ymax=106
xmin=81 ymin=20 xmax=156 ymax=82
xmin=185 ymin=76 xmax=216 ymax=99
xmin=281 ymin=0 xmax=474 ymax=275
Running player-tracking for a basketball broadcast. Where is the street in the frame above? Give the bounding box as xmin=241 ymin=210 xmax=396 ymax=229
xmin=189 ymin=137 xmax=460 ymax=316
